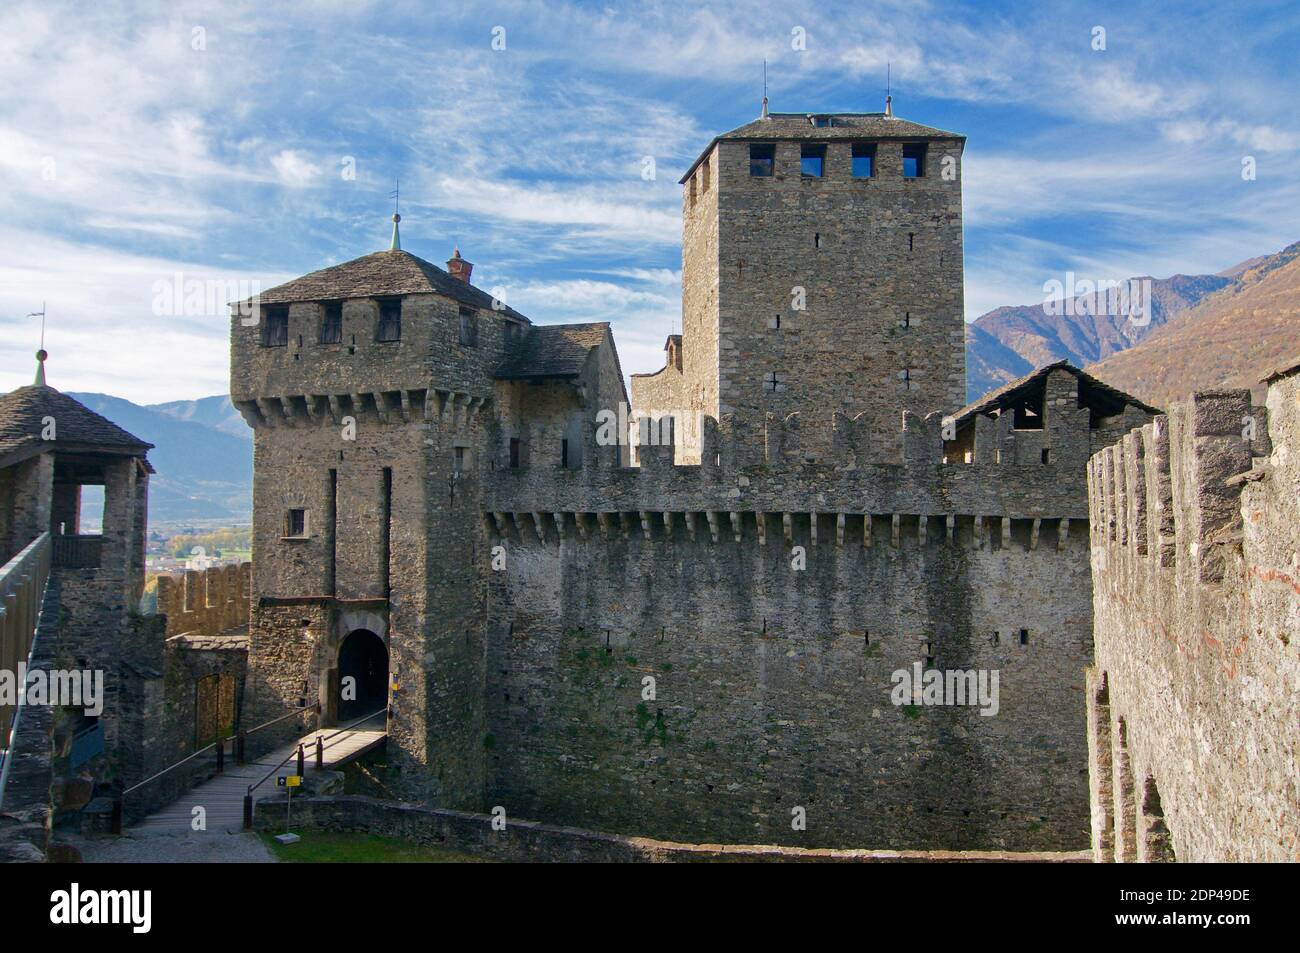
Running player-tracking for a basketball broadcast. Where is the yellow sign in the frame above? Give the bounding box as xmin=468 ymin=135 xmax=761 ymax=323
xmin=286 ymin=775 xmax=302 ymax=788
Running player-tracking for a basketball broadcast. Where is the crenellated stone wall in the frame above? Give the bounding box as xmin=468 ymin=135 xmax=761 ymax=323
xmin=155 ymin=563 xmax=251 ymax=637
xmin=1085 ymin=370 xmax=1299 ymax=862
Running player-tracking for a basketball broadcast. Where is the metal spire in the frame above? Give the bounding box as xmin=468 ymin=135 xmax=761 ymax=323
xmin=389 ymin=179 xmax=401 ymax=251
xmin=761 ymin=59 xmax=769 ymax=119
xmin=28 ymin=302 xmax=47 ymax=385
xmin=885 ymin=62 xmax=893 ymax=118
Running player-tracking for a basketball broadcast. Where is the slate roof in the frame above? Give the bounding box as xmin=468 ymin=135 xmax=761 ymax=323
xmin=1262 ymin=355 xmax=1300 ymax=383
xmin=0 ymin=385 xmax=153 ymax=463
xmin=952 ymin=361 xmax=1163 ymax=425
xmin=244 ymin=249 xmax=532 ymax=322
xmin=496 ymin=323 xmax=613 ymax=380
xmin=681 ymin=111 xmax=965 ymax=182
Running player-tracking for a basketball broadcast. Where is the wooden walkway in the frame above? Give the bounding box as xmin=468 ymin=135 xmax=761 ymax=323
xmin=130 ymin=715 xmax=386 ymax=835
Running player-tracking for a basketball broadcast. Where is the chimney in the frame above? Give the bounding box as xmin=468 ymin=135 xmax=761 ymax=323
xmin=447 ymin=247 xmax=473 ymax=283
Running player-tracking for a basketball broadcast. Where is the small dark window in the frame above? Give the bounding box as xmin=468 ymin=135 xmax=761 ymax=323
xmin=459 ymin=307 xmax=478 ymax=346
xmin=1041 ymin=448 xmax=1051 ymax=464
xmin=801 ymin=144 xmax=825 ymax=177
xmin=285 ymin=509 xmax=306 ymax=537
xmin=509 ymin=438 xmax=521 ymax=469
xmin=376 ymin=298 xmax=401 ymax=342
xmin=320 ymin=302 xmax=342 ymax=344
xmin=560 ymin=439 xmax=570 ymax=468
xmin=810 ymin=116 xmax=834 ymax=128
xmin=454 ymin=447 xmax=466 ymax=472
xmin=903 ymin=143 xmax=927 ymax=178
xmin=749 ymin=143 xmax=775 ymax=177
xmin=503 ymin=322 xmax=518 ymax=348
xmin=1019 ymin=629 xmax=1029 ymax=645
xmin=763 ymin=371 xmax=786 ymax=393
xmin=908 ymin=232 xmax=915 ymax=251
xmin=851 ymin=143 xmax=875 ymax=178
xmin=262 ymin=306 xmax=288 ymax=347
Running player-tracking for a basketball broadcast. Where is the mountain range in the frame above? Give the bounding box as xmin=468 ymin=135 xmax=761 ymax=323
xmin=965 ymin=240 xmax=1300 ymax=406
xmin=68 ymin=393 xmax=252 ymax=525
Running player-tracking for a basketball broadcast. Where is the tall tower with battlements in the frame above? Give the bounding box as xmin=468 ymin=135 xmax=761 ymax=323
xmin=633 ymin=110 xmax=966 ymax=457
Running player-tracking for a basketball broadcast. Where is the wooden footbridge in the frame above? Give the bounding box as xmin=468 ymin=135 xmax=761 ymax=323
xmin=122 ymin=710 xmax=386 ymax=835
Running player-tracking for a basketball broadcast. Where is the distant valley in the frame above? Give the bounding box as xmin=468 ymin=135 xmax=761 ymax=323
xmin=69 ymin=393 xmax=252 ymax=525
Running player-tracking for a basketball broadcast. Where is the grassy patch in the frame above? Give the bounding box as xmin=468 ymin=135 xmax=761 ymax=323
xmin=259 ymin=831 xmax=492 ymax=863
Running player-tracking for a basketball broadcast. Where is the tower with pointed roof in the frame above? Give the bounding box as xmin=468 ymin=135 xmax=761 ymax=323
xmin=634 ymin=108 xmax=966 ymax=458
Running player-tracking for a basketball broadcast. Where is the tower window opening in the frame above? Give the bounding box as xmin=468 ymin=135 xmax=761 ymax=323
xmin=851 ymin=143 xmax=876 ymax=178
xmin=768 ymin=314 xmax=781 ymax=330
xmin=284 ymin=508 xmax=307 ymax=538
xmin=1019 ymin=629 xmax=1029 ymax=645
xmin=801 ymin=143 xmax=826 ymax=177
xmin=262 ymin=306 xmax=288 ymax=347
xmin=908 ymin=232 xmax=915 ymax=251
xmin=320 ymin=302 xmax=342 ymax=344
xmin=509 ymin=437 xmax=521 ymax=469
xmin=903 ymin=142 xmax=927 ymax=178
xmin=459 ymin=306 xmax=478 ymax=346
xmin=376 ymin=297 xmax=402 ymax=342
xmin=901 ymin=367 xmax=914 ymax=390
xmin=749 ymin=143 xmax=775 ymax=177
xmin=763 ymin=371 xmax=787 ymax=393
xmin=814 ymin=232 xmax=821 ymax=248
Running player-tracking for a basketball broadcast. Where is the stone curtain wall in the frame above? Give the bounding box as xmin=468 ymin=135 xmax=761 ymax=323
xmin=1086 ymin=377 xmax=1298 ymax=862
xmin=477 ymin=380 xmax=1142 ymax=851
xmin=155 ymin=562 xmax=251 ymax=637
xmin=485 ymin=517 xmax=1094 ymax=850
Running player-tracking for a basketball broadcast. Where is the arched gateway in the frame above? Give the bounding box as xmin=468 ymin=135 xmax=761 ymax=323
xmin=337 ymin=628 xmax=388 ymax=722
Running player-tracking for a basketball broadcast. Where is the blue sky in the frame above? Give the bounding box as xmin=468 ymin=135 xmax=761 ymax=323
xmin=2 ymin=0 xmax=1298 ymax=403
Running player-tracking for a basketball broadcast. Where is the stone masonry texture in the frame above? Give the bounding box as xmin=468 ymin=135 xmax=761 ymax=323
xmin=1086 ymin=367 xmax=1299 ymax=862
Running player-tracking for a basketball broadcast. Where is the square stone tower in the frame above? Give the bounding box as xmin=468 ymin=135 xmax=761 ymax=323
xmin=637 ymin=110 xmax=966 ymax=456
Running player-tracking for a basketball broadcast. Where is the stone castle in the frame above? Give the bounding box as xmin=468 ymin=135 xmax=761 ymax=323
xmin=228 ymin=109 xmax=1164 ymax=851
xmin=3 ymin=107 xmax=1294 ymax=862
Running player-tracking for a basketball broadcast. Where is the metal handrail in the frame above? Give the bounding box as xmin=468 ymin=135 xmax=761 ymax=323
xmin=248 ymin=706 xmax=386 ymax=795
xmin=120 ymin=701 xmax=311 ymax=798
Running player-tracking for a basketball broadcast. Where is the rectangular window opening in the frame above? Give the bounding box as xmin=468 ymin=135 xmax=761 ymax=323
xmin=851 ymin=143 xmax=876 ymax=178
xmin=262 ymin=306 xmax=288 ymax=347
xmin=459 ymin=306 xmax=478 ymax=346
xmin=509 ymin=437 xmax=521 ymax=469
xmin=285 ymin=508 xmax=307 ymax=538
xmin=376 ymin=298 xmax=402 ymax=342
xmin=749 ymin=143 xmax=775 ymax=177
xmin=320 ymin=302 xmax=342 ymax=344
xmin=1019 ymin=629 xmax=1029 ymax=645
xmin=800 ymin=143 xmax=826 ymax=177
xmin=903 ymin=142 xmax=927 ymax=178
